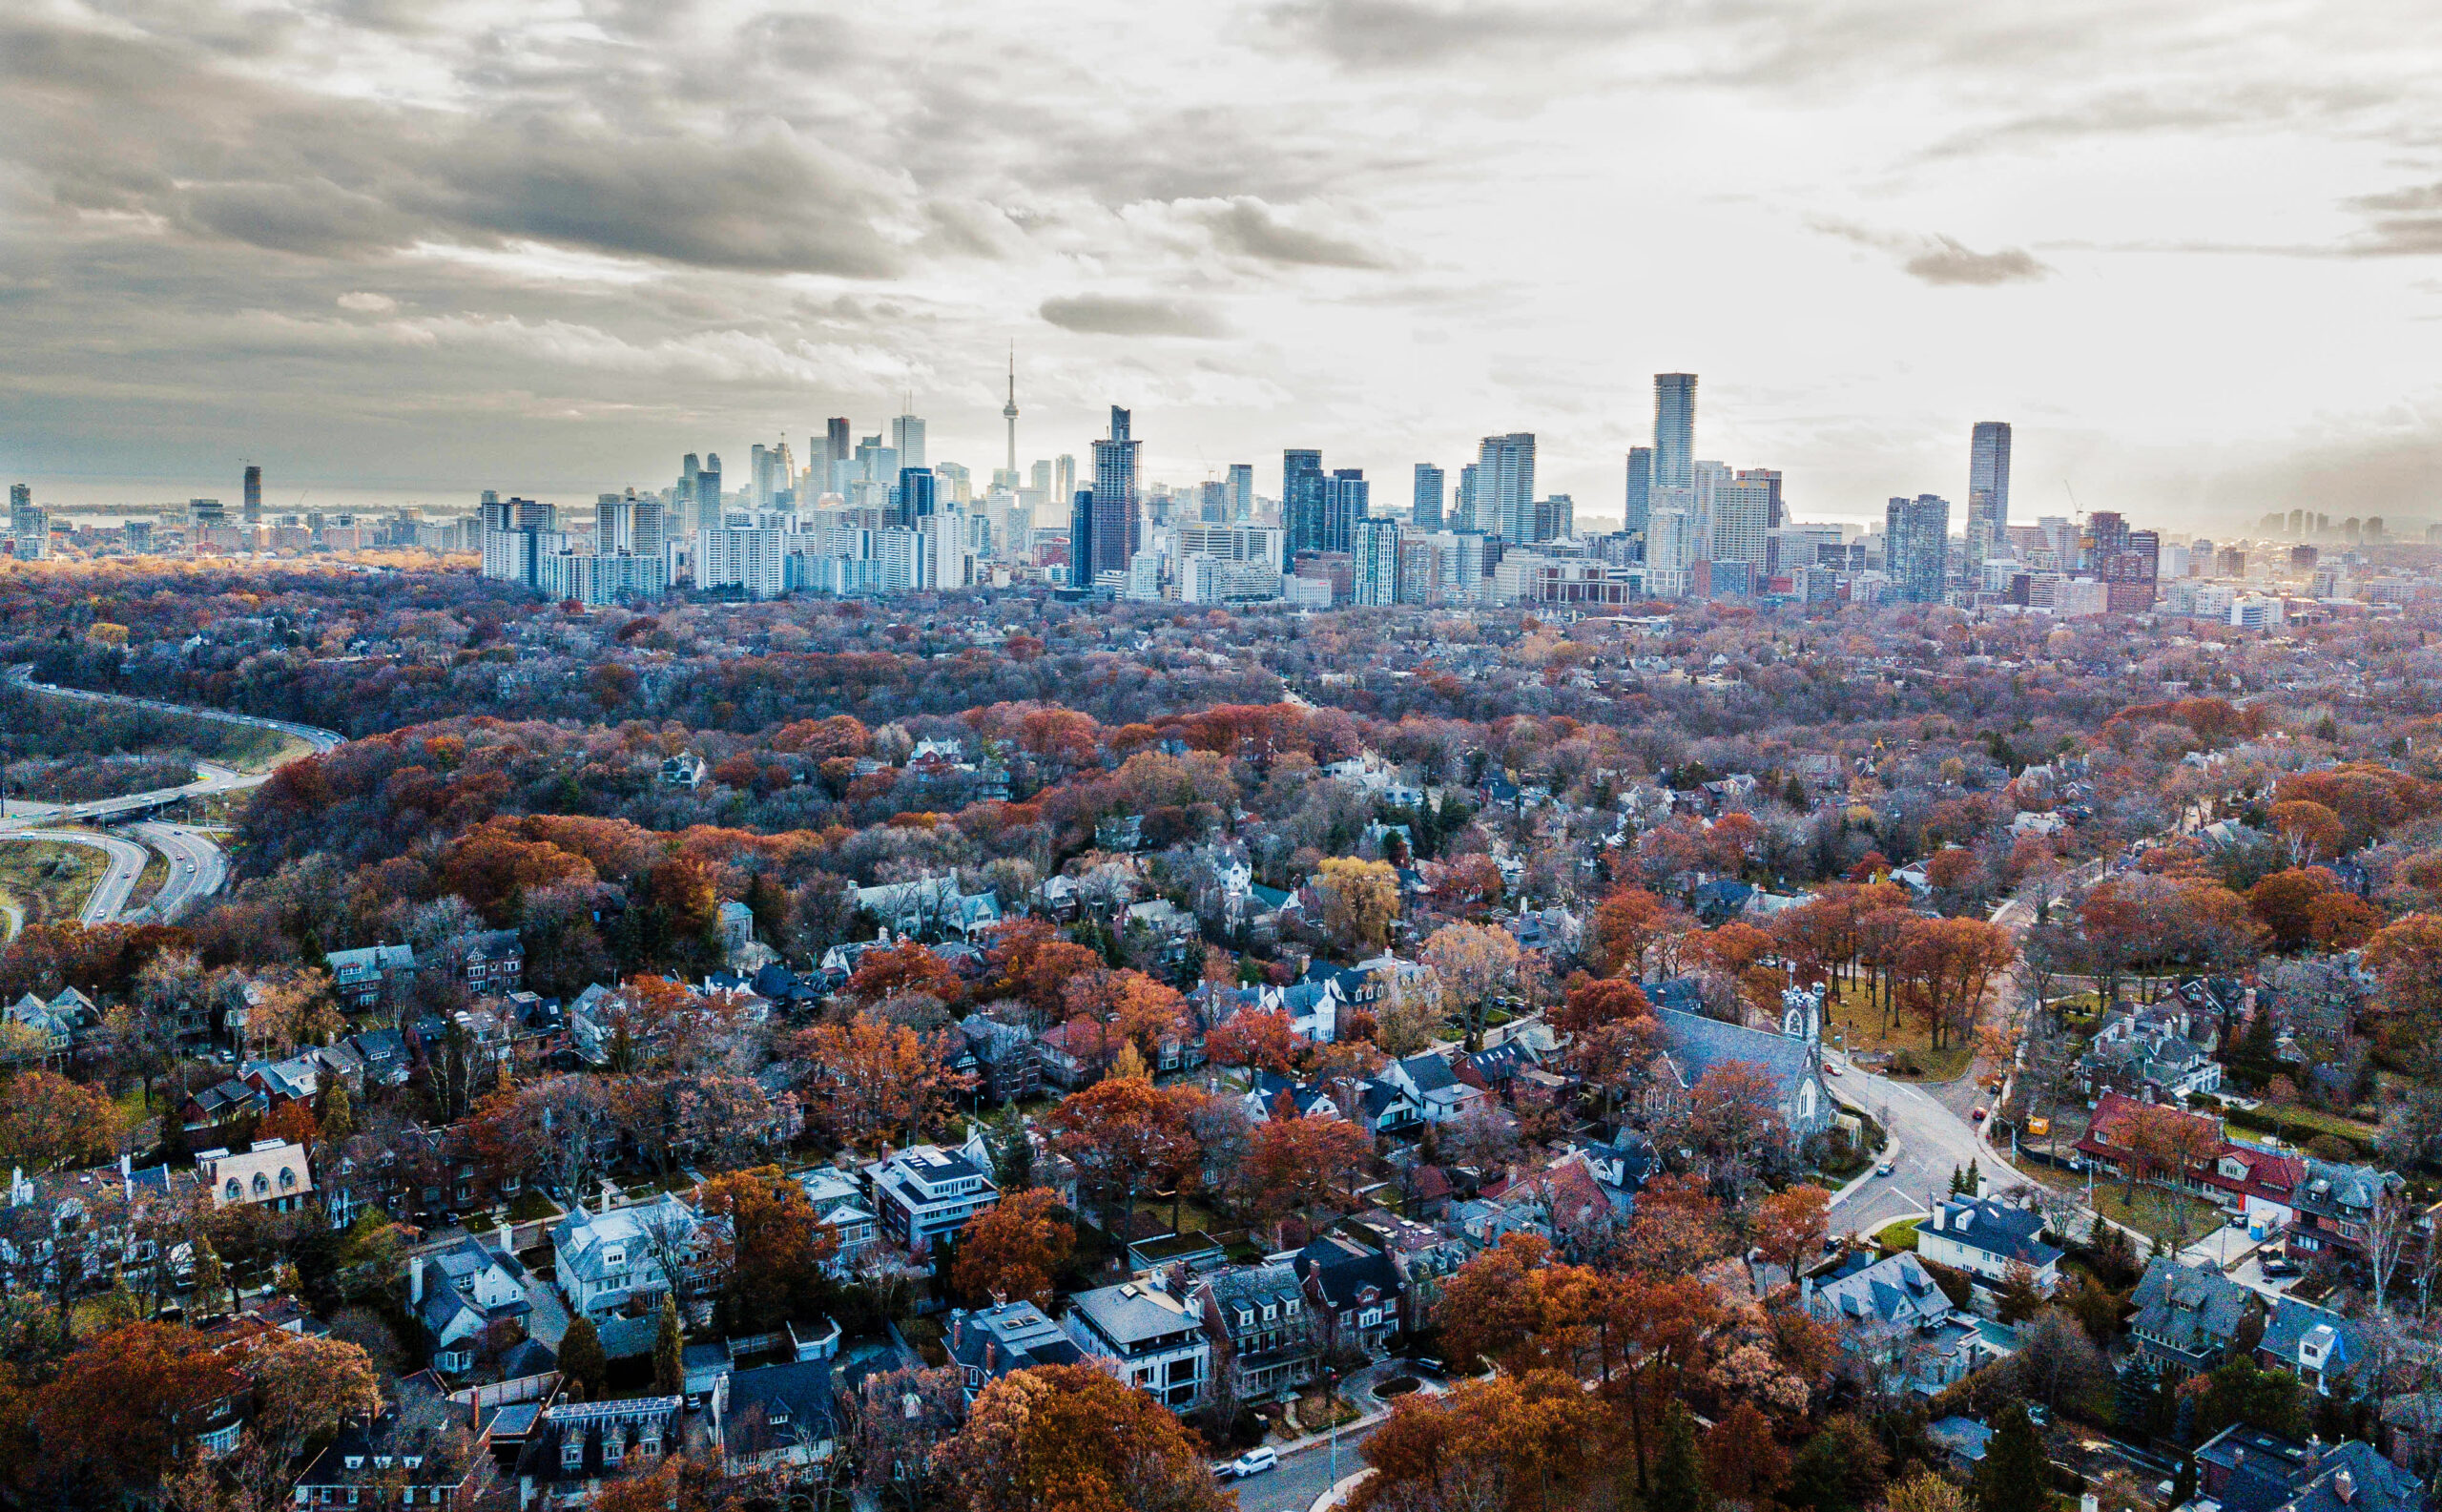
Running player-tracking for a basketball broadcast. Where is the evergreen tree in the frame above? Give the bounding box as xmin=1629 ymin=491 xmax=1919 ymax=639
xmin=1974 ymin=1404 xmax=2047 ymax=1512
xmin=983 ymin=1103 xmax=1034 ymax=1191
xmin=1965 ymin=1158 xmax=1980 ymax=1194
xmin=1951 ymin=1165 xmax=1966 ymax=1195
xmin=2116 ymin=1359 xmax=2157 ymax=1439
xmin=653 ymin=1296 xmax=684 ymax=1397
xmin=1652 ymin=1402 xmax=1712 ymax=1512
xmin=560 ymin=1313 xmax=608 ymax=1401
xmin=318 ymin=1078 xmax=355 ymax=1147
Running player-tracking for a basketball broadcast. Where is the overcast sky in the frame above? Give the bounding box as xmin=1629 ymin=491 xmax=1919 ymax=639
xmin=8 ymin=0 xmax=2442 ymax=530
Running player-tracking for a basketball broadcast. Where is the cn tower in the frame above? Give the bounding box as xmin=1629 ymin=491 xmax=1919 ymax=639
xmin=1002 ymin=345 xmax=1019 ymax=478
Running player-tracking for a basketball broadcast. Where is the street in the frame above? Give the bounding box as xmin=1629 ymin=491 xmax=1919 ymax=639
xmin=1829 ymin=1060 xmax=1989 ymax=1237
xmin=1229 ymin=1420 xmax=1378 ymax=1512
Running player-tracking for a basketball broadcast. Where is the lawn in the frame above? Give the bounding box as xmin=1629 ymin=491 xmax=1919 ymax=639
xmin=0 ymin=839 xmax=103 ymax=929
xmin=2020 ymin=1162 xmax=2226 ymax=1247
xmin=1875 ymin=1218 xmax=1921 ymax=1252
xmin=1823 ymin=980 xmax=1975 ymax=1083
xmin=126 ymin=848 xmax=170 ymax=916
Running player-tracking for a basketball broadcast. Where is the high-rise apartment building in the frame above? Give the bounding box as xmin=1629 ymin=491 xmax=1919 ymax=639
xmin=1412 ymin=465 xmax=1445 ymax=531
xmin=1475 ymin=433 xmax=1536 ymax=543
xmin=1654 ymin=374 xmax=1697 ymax=490
xmin=242 ymin=465 xmax=262 ymax=526
xmin=1624 ymin=446 xmax=1653 ymax=540
xmin=1707 ymin=469 xmax=1779 ymax=572
xmin=1055 ymin=455 xmax=1076 ymax=509
xmin=1354 ymin=518 xmax=1402 ymax=606
xmin=1455 ymin=464 xmax=1479 ymax=531
xmin=1531 ymin=494 xmax=1573 ymax=544
xmin=1966 ymin=421 xmax=2012 ymax=567
xmin=698 ymin=455 xmax=722 ymax=528
xmin=1282 ymin=448 xmax=1326 ymax=556
xmin=894 ymin=467 xmax=937 ymax=529
xmin=1322 ymin=469 xmax=1369 ymax=554
xmin=10 ymin=483 xmax=47 ymax=562
xmin=1884 ymin=493 xmax=1951 ymax=603
xmin=1090 ymin=406 xmax=1141 ymax=573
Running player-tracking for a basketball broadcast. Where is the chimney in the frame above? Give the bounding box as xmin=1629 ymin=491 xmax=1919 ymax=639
xmin=410 ymin=1254 xmax=424 ymax=1306
xmin=1801 ymin=1275 xmax=1815 ymax=1311
xmin=951 ymin=1310 xmax=965 ymax=1350
xmin=498 ymin=1220 xmax=515 ymax=1258
xmin=2334 ymin=1470 xmax=2355 ymax=1505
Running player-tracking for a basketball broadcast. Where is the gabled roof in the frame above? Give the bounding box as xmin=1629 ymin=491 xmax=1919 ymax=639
xmin=1652 ymin=1007 xmax=1814 ymax=1094
xmin=2132 ymin=1257 xmax=2255 ymax=1357
xmin=1296 ymin=1234 xmax=1401 ymax=1311
xmin=1921 ymin=1196 xmax=2061 ymax=1269
xmin=2259 ymin=1297 xmax=2370 ymax=1385
xmin=1397 ymin=1052 xmax=1459 ymax=1093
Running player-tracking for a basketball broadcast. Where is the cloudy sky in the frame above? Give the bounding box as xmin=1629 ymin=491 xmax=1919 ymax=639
xmin=8 ymin=0 xmax=2442 ymax=529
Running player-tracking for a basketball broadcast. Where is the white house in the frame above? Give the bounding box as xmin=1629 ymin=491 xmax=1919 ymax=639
xmin=549 ymin=1195 xmax=703 ymax=1323
xmin=1063 ymin=1274 xmax=1211 ymax=1412
xmin=864 ymin=1145 xmax=1000 ymax=1255
xmin=1914 ymin=1195 xmax=2062 ymax=1293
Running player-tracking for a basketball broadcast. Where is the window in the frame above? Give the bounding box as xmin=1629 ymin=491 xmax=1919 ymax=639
xmin=279 ymin=1168 xmax=298 ymax=1191
xmin=604 ymin=1431 xmax=625 ymax=1466
xmin=562 ymin=1440 xmax=584 ymax=1471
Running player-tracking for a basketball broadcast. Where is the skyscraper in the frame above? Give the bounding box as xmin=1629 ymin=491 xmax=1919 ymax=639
xmin=1967 ymin=421 xmax=2013 ymax=566
xmin=1475 ymin=433 xmax=1536 ymax=543
xmin=1654 ymin=373 xmax=1697 ymax=491
xmin=242 ymin=464 xmax=262 ymax=526
xmin=1283 ymin=448 xmax=1326 ymax=556
xmin=824 ymin=420 xmax=851 ymax=494
xmin=1091 ymin=406 xmax=1141 ymax=572
xmin=750 ymin=443 xmax=775 ymax=507
xmin=1227 ymin=463 xmax=1253 ymax=523
xmin=891 ymin=411 xmax=927 ymax=473
xmin=1322 ymin=469 xmax=1369 ymax=554
xmin=679 ymin=453 xmax=700 ymax=528
xmin=1412 ymin=464 xmax=1445 ymax=531
xmin=698 ymin=454 xmax=722 ymax=527
xmin=1624 ymin=447 xmax=1653 ymax=539
xmin=1885 ymin=493 xmax=1950 ymax=603
xmin=1707 ymin=469 xmax=1779 ymax=572
xmin=895 ymin=466 xmax=937 ymax=528
xmin=1069 ymin=489 xmax=1100 ymax=587
xmin=1455 ymin=464 xmax=1479 ymax=531
xmin=1354 ymin=517 xmax=1402 ymax=606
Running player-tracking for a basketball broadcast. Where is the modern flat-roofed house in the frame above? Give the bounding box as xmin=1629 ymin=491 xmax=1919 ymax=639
xmin=865 ymin=1145 xmax=1000 ymax=1255
xmin=1064 ymin=1274 xmax=1211 ymax=1411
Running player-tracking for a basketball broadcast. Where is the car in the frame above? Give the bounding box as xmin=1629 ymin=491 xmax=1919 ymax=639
xmin=1220 ymin=1448 xmax=1278 ymax=1480
xmin=1825 ymin=1063 xmax=1842 ymax=1077
xmin=1875 ymin=1161 xmax=1895 ymax=1176
xmin=1971 ymin=1106 xmax=1988 ymax=1122
xmin=1413 ymin=1357 xmax=1447 ymax=1377
xmin=2259 ymin=1258 xmax=2301 ymax=1279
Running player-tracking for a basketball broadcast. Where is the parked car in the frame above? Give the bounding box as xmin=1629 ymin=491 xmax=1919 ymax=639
xmin=1220 ymin=1448 xmax=1278 ymax=1480
xmin=1413 ymin=1357 xmax=1447 ymax=1377
xmin=2260 ymin=1258 xmax=2301 ymax=1279
xmin=1971 ymin=1107 xmax=1988 ymax=1122
xmin=1875 ymin=1161 xmax=1895 ymax=1176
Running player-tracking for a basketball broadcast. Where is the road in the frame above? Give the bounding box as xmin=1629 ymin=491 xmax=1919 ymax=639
xmin=0 ymin=668 xmax=343 ymax=925
xmin=1828 ymin=1060 xmax=1990 ymax=1237
xmin=1236 ymin=1421 xmax=1378 ymax=1512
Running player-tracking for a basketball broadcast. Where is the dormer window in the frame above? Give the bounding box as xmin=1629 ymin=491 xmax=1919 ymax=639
xmin=225 ymin=1179 xmax=243 ymax=1202
xmin=345 ymin=1457 xmax=365 ymax=1470
xmin=279 ymin=1169 xmax=298 ymax=1191
xmin=252 ymin=1173 xmax=270 ymax=1195
xmin=562 ymin=1439 xmax=584 ymax=1470
xmin=603 ymin=1430 xmax=625 ymax=1465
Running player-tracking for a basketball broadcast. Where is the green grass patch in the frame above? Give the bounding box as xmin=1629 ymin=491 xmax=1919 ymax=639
xmin=1876 ymin=1219 xmax=1921 ymax=1252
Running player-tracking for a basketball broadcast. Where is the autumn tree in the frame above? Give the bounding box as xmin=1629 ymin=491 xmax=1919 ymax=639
xmin=949 ymin=1190 xmax=1075 ymax=1309
xmin=2366 ymin=914 xmax=2442 ymax=1032
xmin=1553 ymin=974 xmax=1653 ymax=1037
xmin=1421 ymin=921 xmax=1523 ymax=1049
xmin=2247 ymin=867 xmax=2342 ymax=951
xmin=1318 ymin=856 xmax=1402 ymax=955
xmin=1045 ymin=1077 xmax=1198 ymax=1234
xmin=30 ymin=1322 xmax=240 ymax=1499
xmin=846 ymin=940 xmax=963 ymax=1009
xmin=1201 ymin=1007 xmax=1306 ymax=1075
xmin=791 ymin=1014 xmax=968 ymax=1148
xmin=471 ymin=1074 xmax=613 ymax=1202
xmin=938 ymin=1362 xmax=1231 ymax=1512
xmin=1350 ymin=1370 xmax=1608 ymax=1512
xmin=1593 ymin=885 xmax=1669 ymax=977
xmin=1246 ymin=1114 xmax=1375 ymax=1233
xmin=1892 ymin=916 xmax=2016 ymax=1051
xmin=1750 ymin=1185 xmax=1832 ymax=1276
xmin=1439 ymin=1233 xmax=1555 ymax=1372
xmin=0 ymin=1069 xmax=125 ymax=1173
xmin=696 ymin=1166 xmax=840 ymax=1335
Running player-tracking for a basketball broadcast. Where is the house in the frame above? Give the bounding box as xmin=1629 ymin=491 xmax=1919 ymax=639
xmin=661 ymin=752 xmax=709 ymax=788
xmin=2207 ymin=1139 xmax=2307 ymax=1233
xmin=864 ymin=1145 xmax=1000 ymax=1255
xmin=2 ymin=1156 xmax=197 ymax=1297
xmin=2129 ymin=1257 xmax=2258 ymax=1375
xmin=460 ymin=930 xmax=526 ymax=995
xmin=1804 ymin=1252 xmax=1999 ymax=1393
xmin=4 ymin=992 xmax=72 ymax=1059
xmin=709 ymin=1357 xmax=837 ymax=1475
xmin=1194 ymin=1261 xmax=1317 ymax=1403
xmin=948 ymin=1300 xmax=1086 ymax=1399
xmin=1064 ymin=1274 xmax=1211 ymax=1411
xmin=793 ymin=1166 xmax=880 ymax=1267
xmin=848 ymin=875 xmax=1004 ymax=939
xmin=717 ymin=900 xmax=756 ymax=962
xmin=1368 ymin=1052 xmax=1490 ymax=1130
xmin=958 ymin=1014 xmax=1042 ymax=1102
xmin=2078 ymin=1006 xmax=2224 ymax=1102
xmin=518 ymin=1396 xmax=684 ymax=1507
xmin=2287 ymin=1159 xmax=2422 ymax=1272
xmin=1927 ymin=1415 xmax=1995 ymax=1475
xmin=2073 ymin=1091 xmax=2229 ymax=1192
xmin=291 ymin=1381 xmax=490 ymax=1511
xmin=198 ymin=1139 xmax=314 ymax=1213
xmin=1913 ymin=1195 xmax=2061 ymax=1293
xmin=2257 ymin=1297 xmax=2371 ymax=1400
xmin=1242 ymin=1070 xmax=1345 ymax=1126
xmin=1342 ymin=1211 xmax=1471 ymax=1336
xmin=2196 ymin=1425 xmax=2424 ymax=1512
xmin=351 ymin=1027 xmax=413 ymax=1087
xmin=325 ymin=942 xmax=418 ymax=1009
xmin=1645 ymin=985 xmax=1837 ymax=1144
xmin=411 ymin=1230 xmax=534 ymax=1376
xmin=548 ymin=1196 xmax=703 ymax=1329
xmin=1037 ymin=1017 xmax=1118 ymax=1090
xmin=1295 ymin=1232 xmax=1402 ymax=1360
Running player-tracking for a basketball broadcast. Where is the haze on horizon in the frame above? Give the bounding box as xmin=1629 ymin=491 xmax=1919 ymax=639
xmin=7 ymin=0 xmax=2442 ymax=533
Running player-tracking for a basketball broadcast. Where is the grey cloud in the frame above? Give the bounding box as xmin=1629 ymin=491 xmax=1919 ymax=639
xmin=181 ymin=180 xmax=416 ymax=259
xmin=1260 ymin=0 xmax=1657 ymax=68
xmin=1039 ymin=296 xmax=1231 ymax=338
xmin=2342 ymin=181 xmax=2442 ymax=256
xmin=1812 ymin=218 xmax=2052 ymax=286
xmin=1198 ymin=198 xmax=1386 ymax=269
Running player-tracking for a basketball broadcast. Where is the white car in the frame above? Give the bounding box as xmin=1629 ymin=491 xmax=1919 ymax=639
xmin=1220 ymin=1448 xmax=1278 ymax=1479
